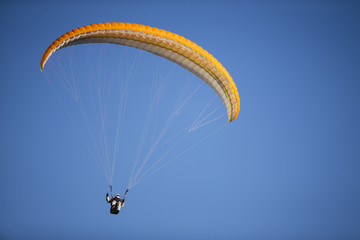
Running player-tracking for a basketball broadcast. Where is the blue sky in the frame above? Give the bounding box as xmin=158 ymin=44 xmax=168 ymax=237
xmin=1 ymin=0 xmax=360 ymax=239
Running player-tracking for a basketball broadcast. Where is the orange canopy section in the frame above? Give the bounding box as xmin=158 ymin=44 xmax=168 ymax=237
xmin=40 ymin=22 xmax=240 ymax=122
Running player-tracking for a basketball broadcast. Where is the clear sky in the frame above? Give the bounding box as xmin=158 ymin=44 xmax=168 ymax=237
xmin=1 ymin=0 xmax=360 ymax=239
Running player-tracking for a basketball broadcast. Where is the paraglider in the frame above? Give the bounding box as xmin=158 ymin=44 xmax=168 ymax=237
xmin=40 ymin=22 xmax=239 ymax=213
xmin=106 ymin=186 xmax=128 ymax=214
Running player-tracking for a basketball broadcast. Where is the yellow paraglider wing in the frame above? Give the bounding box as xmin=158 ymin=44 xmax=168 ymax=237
xmin=40 ymin=22 xmax=240 ymax=122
